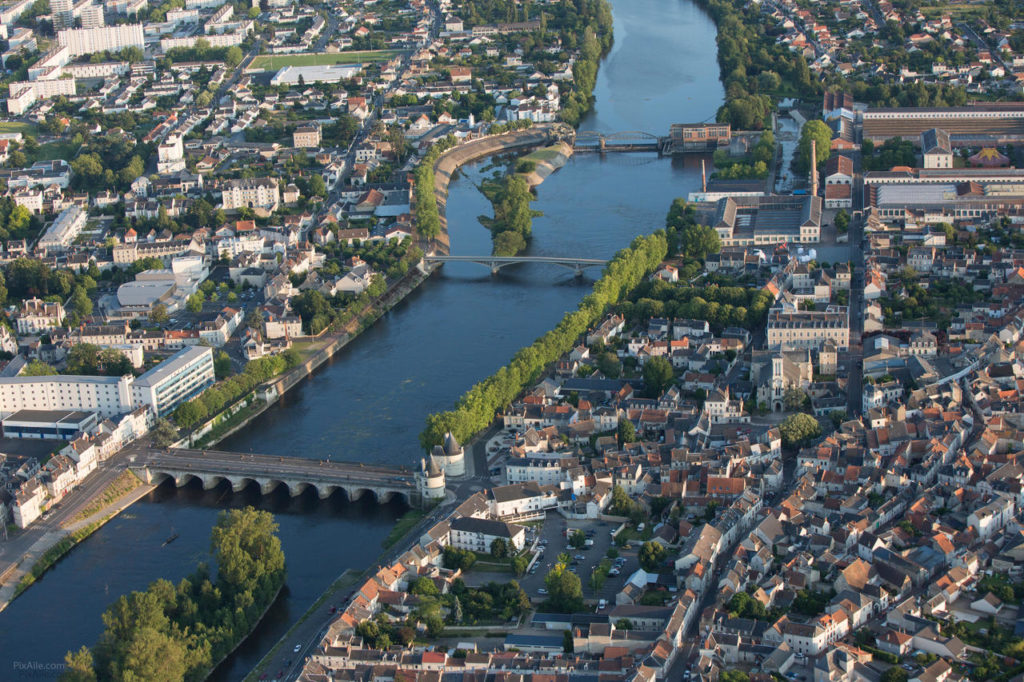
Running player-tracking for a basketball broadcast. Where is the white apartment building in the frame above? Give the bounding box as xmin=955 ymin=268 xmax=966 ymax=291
xmin=0 ymin=374 xmax=135 ymax=418
xmin=221 ymin=177 xmax=280 ymax=211
xmin=79 ymin=2 xmax=105 ymax=28
xmin=37 ymin=204 xmax=86 ymax=253
xmin=7 ymin=77 xmax=76 ymax=115
xmin=0 ymin=346 xmax=214 ymax=419
xmin=448 ymin=516 xmax=526 ymax=553
xmin=157 ymin=134 xmax=185 ymax=174
xmin=130 ymin=346 xmax=215 ymax=416
xmin=57 ymin=23 xmax=143 ymax=57
xmin=50 ymin=0 xmax=74 ymax=29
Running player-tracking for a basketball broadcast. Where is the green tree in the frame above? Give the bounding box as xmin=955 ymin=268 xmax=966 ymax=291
xmin=596 ymin=351 xmax=621 ymax=378
xmin=638 ymin=541 xmax=667 ymax=571
xmin=783 ymin=386 xmax=807 ymax=412
xmin=60 ymin=647 xmax=97 ymax=682
xmin=150 ymin=418 xmax=179 ymax=447
xmin=23 ymin=359 xmax=58 ymax=376
xmin=676 ymin=222 xmax=722 ymax=260
xmin=544 ymin=565 xmax=584 ymax=612
xmin=116 ymin=627 xmax=188 ymax=682
xmin=511 ymin=554 xmax=529 ymax=577
xmin=562 ymin=629 xmax=574 ymax=653
xmin=615 ymin=618 xmax=633 ymax=630
xmin=186 ymin=293 xmax=204 ymax=313
xmin=67 ymin=343 xmax=101 ymax=374
xmin=834 ymin=209 xmax=850 ymax=234
xmin=609 ymin=485 xmax=634 ymax=516
xmin=779 ymin=412 xmax=822 ymax=448
xmin=616 ymin=419 xmax=637 ymax=446
xmin=796 ymin=120 xmax=832 ymax=173
xmin=99 ymin=348 xmax=133 ymax=376
xmin=410 ymin=576 xmax=439 ymax=596
xmin=881 ymin=668 xmax=908 ymax=682
xmin=214 ymin=351 xmax=232 ymax=379
xmin=569 ymin=530 xmax=586 ymax=549
xmin=490 ymin=537 xmax=508 ymax=559
xmin=224 ymin=46 xmax=243 ymax=68
xmin=642 ymin=356 xmax=674 ymax=397
xmin=309 ymin=174 xmax=327 ymax=198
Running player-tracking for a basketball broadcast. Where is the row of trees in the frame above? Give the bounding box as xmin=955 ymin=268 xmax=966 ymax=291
xmin=61 ymin=508 xmax=286 ymax=682
xmin=171 ymin=351 xmax=301 ymax=429
xmin=478 ymin=174 xmax=542 ymax=256
xmin=419 ymin=231 xmax=668 ymax=451
xmin=412 ymin=135 xmax=458 ymax=239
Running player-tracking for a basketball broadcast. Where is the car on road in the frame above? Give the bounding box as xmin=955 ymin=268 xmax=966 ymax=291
xmin=538 ymin=588 xmax=548 ymax=595
xmin=293 ymin=644 xmax=302 ymax=653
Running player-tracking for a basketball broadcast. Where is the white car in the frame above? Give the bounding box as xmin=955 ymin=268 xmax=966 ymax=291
xmin=294 ymin=644 xmax=302 ymax=653
xmin=538 ymin=588 xmax=548 ymax=595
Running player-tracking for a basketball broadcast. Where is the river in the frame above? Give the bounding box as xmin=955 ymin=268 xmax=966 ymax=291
xmin=0 ymin=0 xmax=724 ymax=679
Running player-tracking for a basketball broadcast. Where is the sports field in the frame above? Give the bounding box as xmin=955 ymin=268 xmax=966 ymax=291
xmin=251 ymin=50 xmax=401 ymax=70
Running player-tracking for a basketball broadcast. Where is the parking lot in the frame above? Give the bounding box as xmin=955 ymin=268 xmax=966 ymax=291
xmin=513 ymin=514 xmax=640 ymax=611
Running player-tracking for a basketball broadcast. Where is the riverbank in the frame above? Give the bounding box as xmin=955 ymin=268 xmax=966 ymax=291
xmin=188 ymin=263 xmax=434 ymax=450
xmin=515 ymin=142 xmax=574 ymax=188
xmin=431 ymin=124 xmax=568 ymax=253
xmin=0 ymin=477 xmax=155 ymax=611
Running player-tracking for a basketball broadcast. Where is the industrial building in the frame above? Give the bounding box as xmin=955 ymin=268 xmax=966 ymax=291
xmin=706 ymin=195 xmax=822 ymax=246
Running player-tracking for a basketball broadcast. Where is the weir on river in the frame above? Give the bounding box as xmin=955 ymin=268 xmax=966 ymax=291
xmin=0 ymin=1 xmax=726 ymax=679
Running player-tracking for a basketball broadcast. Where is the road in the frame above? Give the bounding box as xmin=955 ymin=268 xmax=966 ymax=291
xmin=128 ymin=446 xmax=417 ymax=488
xmin=846 ymin=150 xmax=867 ymax=417
xmin=270 ymin=490 xmax=460 ymax=682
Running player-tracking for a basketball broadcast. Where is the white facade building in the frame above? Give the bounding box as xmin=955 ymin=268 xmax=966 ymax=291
xmin=57 ymin=24 xmax=143 ymax=57
xmin=37 ymin=205 xmax=86 ymax=253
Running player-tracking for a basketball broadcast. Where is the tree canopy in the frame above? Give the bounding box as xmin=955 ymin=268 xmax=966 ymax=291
xmin=66 ymin=508 xmax=285 ymax=682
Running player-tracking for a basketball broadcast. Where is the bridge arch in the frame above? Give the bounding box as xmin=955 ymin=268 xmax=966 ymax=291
xmin=260 ymin=479 xmax=287 ymax=495
xmin=229 ymin=476 xmax=259 ymax=493
xmin=377 ymin=490 xmax=409 ymax=505
xmin=348 ymin=487 xmax=377 ymax=503
xmin=175 ymin=472 xmax=202 ymax=488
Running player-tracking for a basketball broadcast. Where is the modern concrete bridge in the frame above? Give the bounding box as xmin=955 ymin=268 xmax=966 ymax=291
xmin=128 ymin=447 xmax=420 ymax=505
xmin=424 ymin=255 xmax=608 ymax=276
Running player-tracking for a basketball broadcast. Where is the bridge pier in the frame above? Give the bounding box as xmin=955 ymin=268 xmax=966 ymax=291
xmin=201 ymin=475 xmax=220 ymax=491
xmin=260 ymin=480 xmax=281 ymax=495
xmin=229 ymin=477 xmax=249 ymax=493
xmin=175 ymin=475 xmax=191 ymax=488
xmin=316 ymin=484 xmax=337 ymax=500
xmin=287 ymin=482 xmax=308 ymax=498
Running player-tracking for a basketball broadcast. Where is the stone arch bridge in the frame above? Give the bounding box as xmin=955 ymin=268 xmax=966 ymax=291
xmin=129 ymin=447 xmax=420 ymax=506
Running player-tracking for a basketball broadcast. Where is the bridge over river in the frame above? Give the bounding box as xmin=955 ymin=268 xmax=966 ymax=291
xmin=424 ymin=255 xmax=608 ymax=276
xmin=128 ymin=447 xmax=421 ymax=505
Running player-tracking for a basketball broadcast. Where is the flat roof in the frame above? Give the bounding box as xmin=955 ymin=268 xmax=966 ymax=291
xmin=134 ymin=345 xmax=211 ymax=388
xmin=2 ymin=409 xmax=95 ymax=423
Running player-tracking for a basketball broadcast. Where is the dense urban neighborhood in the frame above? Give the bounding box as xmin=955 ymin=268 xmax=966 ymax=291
xmin=1 ymin=0 xmax=1024 ymax=679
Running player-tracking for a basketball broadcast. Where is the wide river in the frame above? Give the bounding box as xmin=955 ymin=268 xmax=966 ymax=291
xmin=0 ymin=0 xmax=724 ymax=678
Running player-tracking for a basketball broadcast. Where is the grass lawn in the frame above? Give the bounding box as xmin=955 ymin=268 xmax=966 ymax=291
xmin=0 ymin=121 xmax=36 ymax=135
xmin=382 ymin=508 xmax=426 ymax=549
xmin=251 ymin=50 xmax=401 ymax=70
xmin=518 ymin=145 xmax=566 ymax=164
xmin=35 ymin=140 xmax=81 ymax=161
